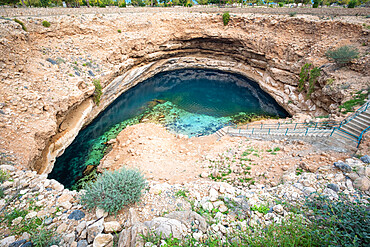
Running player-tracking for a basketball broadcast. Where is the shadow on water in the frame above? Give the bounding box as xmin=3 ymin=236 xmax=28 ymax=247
xmin=48 ymin=69 xmax=290 ymax=188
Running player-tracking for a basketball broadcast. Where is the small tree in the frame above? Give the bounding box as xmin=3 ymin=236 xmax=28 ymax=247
xmin=325 ymin=45 xmax=359 ymax=66
xmin=223 ymin=12 xmax=230 ymax=26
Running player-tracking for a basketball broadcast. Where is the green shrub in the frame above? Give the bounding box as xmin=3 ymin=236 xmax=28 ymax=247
xmin=325 ymin=45 xmax=359 ymax=66
xmin=348 ymin=0 xmax=357 ymax=8
xmin=80 ymin=167 xmax=147 ymax=214
xmin=222 ymin=12 xmax=230 ymax=26
xmin=13 ymin=18 xmax=27 ymax=31
xmin=339 ymin=90 xmax=369 ymax=113
xmin=92 ymin=79 xmax=102 ymax=106
xmin=298 ymin=63 xmax=312 ymax=92
xmin=278 ymin=2 xmax=284 ymax=7
xmin=119 ymin=2 xmax=126 ymax=7
xmin=313 ymin=0 xmax=320 ymax=8
xmin=117 ymin=29 xmax=122 ymax=33
xmin=42 ymin=20 xmax=50 ymax=28
xmin=251 ymin=204 xmax=269 ymax=214
xmin=305 ymin=193 xmax=370 ymax=246
xmin=307 ymin=67 xmax=321 ymax=98
xmin=0 ymin=169 xmax=8 ymax=183
xmin=289 ymin=12 xmax=297 ymax=17
xmin=0 ymin=187 xmax=4 ymax=199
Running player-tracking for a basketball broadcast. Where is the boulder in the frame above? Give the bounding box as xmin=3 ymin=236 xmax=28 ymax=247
xmin=0 ymin=236 xmax=16 ymax=247
xmin=93 ymin=233 xmax=113 ymax=247
xmin=87 ymin=218 xmax=104 ymax=243
xmin=334 ymin=162 xmax=351 ymax=173
xmin=103 ymin=221 xmax=122 ymax=233
xmin=144 ymin=217 xmax=187 ymax=239
xmin=118 ymin=222 xmax=147 ymax=247
xmin=8 ymin=240 xmax=26 ymax=247
xmin=77 ymin=240 xmax=88 ymax=247
xmin=164 ymin=211 xmax=207 ymax=232
xmin=360 ymin=155 xmax=370 ymax=164
xmin=68 ymin=210 xmax=85 ymax=220
xmin=353 ymin=177 xmax=370 ymax=191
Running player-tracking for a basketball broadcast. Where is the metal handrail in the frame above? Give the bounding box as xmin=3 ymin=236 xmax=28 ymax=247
xmin=228 ymin=121 xmax=339 ymax=131
xmin=357 ymin=125 xmax=370 ymax=148
xmin=339 ymin=101 xmax=370 ymax=128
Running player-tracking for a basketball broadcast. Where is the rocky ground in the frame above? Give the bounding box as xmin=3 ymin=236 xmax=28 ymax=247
xmin=1 ymin=130 xmax=369 ymax=246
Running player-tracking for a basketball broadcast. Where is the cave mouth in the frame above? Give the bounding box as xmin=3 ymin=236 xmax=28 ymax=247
xmin=48 ymin=69 xmax=290 ymax=189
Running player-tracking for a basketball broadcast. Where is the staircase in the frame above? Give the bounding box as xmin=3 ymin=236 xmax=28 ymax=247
xmin=337 ymin=102 xmax=370 ymax=145
xmin=216 ymin=101 xmax=370 ymax=149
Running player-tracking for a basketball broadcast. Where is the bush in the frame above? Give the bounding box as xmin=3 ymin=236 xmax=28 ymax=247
xmin=278 ymin=2 xmax=284 ymax=7
xmin=298 ymin=63 xmax=312 ymax=92
xmin=42 ymin=20 xmax=50 ymax=28
xmin=13 ymin=18 xmax=27 ymax=32
xmin=92 ymin=79 xmax=102 ymax=106
xmin=80 ymin=168 xmax=147 ymax=214
xmin=307 ymin=67 xmax=321 ymax=98
xmin=305 ymin=193 xmax=370 ymax=246
xmin=325 ymin=45 xmax=359 ymax=66
xmin=348 ymin=0 xmax=357 ymax=8
xmin=117 ymin=29 xmax=122 ymax=33
xmin=222 ymin=12 xmax=230 ymax=26
xmin=119 ymin=2 xmax=126 ymax=7
xmin=289 ymin=12 xmax=297 ymax=17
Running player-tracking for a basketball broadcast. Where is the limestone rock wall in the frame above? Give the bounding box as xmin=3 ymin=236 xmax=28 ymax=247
xmin=0 ymin=11 xmax=368 ymax=173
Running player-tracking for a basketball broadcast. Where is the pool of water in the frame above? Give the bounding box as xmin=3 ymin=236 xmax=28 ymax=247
xmin=48 ymin=69 xmax=289 ymax=188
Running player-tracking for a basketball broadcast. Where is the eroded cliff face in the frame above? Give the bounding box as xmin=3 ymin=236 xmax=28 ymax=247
xmin=0 ymin=10 xmax=369 ymax=174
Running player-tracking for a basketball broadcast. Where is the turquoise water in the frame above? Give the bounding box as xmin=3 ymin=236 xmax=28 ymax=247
xmin=49 ymin=69 xmax=289 ymax=188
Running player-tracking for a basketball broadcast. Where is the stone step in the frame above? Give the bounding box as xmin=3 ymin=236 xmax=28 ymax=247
xmin=345 ymin=121 xmax=367 ymax=132
xmin=349 ymin=118 xmax=369 ymax=130
xmin=356 ymin=113 xmax=370 ymax=123
xmin=340 ymin=125 xmax=361 ymax=137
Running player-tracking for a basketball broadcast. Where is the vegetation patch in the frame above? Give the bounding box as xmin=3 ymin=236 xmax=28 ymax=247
xmin=325 ymin=45 xmax=359 ymax=66
xmin=298 ymin=63 xmax=321 ymax=99
xmin=42 ymin=20 xmax=50 ymax=27
xmin=339 ymin=90 xmax=369 ymax=113
xmin=80 ymin=167 xmax=147 ymax=214
xmin=13 ymin=18 xmax=27 ymax=31
xmin=222 ymin=12 xmax=230 ymax=26
xmin=92 ymin=79 xmax=102 ymax=106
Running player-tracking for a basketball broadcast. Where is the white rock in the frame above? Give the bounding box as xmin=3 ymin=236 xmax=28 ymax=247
xmin=192 ymin=232 xmax=203 ymax=241
xmin=96 ymin=208 xmax=108 ymax=219
xmin=103 ymin=221 xmax=122 ymax=233
xmin=209 ymin=188 xmax=218 ymax=202
xmin=0 ymin=236 xmax=15 ymax=247
xmin=273 ymin=205 xmax=284 ymax=214
xmin=93 ymin=233 xmax=113 ymax=247
xmin=201 ymin=201 xmax=213 ymax=211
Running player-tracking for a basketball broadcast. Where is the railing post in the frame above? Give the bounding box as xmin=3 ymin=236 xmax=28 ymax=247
xmin=294 ymin=123 xmax=297 ymax=130
xmin=330 ymin=128 xmax=335 ymax=137
xmin=268 ymin=128 xmax=270 ymax=134
xmin=285 ymin=128 xmax=289 ymax=135
xmin=261 ymin=124 xmax=263 ymax=129
xmin=252 ymin=128 xmax=254 ymax=134
xmin=315 ymin=122 xmax=318 ymax=129
xmin=239 ymin=128 xmax=241 ymax=134
xmin=305 ymin=128 xmax=309 ymax=136
xmin=277 ymin=123 xmax=280 ymax=130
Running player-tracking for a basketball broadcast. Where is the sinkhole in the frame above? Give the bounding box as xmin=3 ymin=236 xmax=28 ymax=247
xmin=48 ymin=69 xmax=290 ymax=188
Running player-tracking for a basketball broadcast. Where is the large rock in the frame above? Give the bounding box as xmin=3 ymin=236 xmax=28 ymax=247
xmin=334 ymin=162 xmax=352 ymax=173
xmin=164 ymin=211 xmax=207 ymax=233
xmin=118 ymin=222 xmax=147 ymax=247
xmin=68 ymin=210 xmax=85 ymax=220
xmin=353 ymin=177 xmax=370 ymax=191
xmin=360 ymin=155 xmax=370 ymax=164
xmin=87 ymin=218 xmax=105 ymax=243
xmin=0 ymin=236 xmax=16 ymax=247
xmin=93 ymin=233 xmax=113 ymax=247
xmin=103 ymin=221 xmax=122 ymax=233
xmin=144 ymin=217 xmax=187 ymax=239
